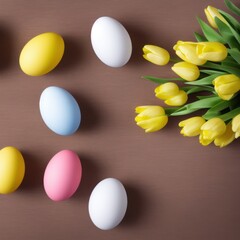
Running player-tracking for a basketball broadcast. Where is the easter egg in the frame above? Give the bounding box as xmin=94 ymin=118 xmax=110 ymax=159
xmin=88 ymin=178 xmax=128 ymax=230
xmin=19 ymin=32 xmax=64 ymax=76
xmin=43 ymin=150 xmax=82 ymax=201
xmin=39 ymin=86 xmax=81 ymax=136
xmin=0 ymin=146 xmax=25 ymax=194
xmin=91 ymin=16 xmax=132 ymax=67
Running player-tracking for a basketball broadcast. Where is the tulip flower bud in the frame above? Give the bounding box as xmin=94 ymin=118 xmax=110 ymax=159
xmin=173 ymin=41 xmax=207 ymax=65
xmin=213 ymin=74 xmax=240 ymax=100
xmin=164 ymin=90 xmax=188 ymax=106
xmin=196 ymin=42 xmax=228 ymax=62
xmin=155 ymin=82 xmax=179 ymax=100
xmin=179 ymin=116 xmax=206 ymax=137
xmin=204 ymin=6 xmax=228 ymax=29
xmin=199 ymin=118 xmax=226 ymax=146
xmin=143 ymin=45 xmax=170 ymax=66
xmin=232 ymin=114 xmax=240 ymax=138
xmin=135 ymin=106 xmax=168 ymax=133
xmin=214 ymin=123 xmax=235 ymax=147
xmin=171 ymin=61 xmax=200 ymax=81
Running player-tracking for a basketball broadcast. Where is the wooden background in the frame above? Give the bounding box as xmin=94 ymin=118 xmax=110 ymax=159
xmin=0 ymin=0 xmax=239 ymax=239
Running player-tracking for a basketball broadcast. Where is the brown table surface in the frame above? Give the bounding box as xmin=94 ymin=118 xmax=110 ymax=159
xmin=0 ymin=0 xmax=239 ymax=239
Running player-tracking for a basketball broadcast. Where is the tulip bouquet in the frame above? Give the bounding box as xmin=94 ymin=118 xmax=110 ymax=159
xmin=135 ymin=0 xmax=240 ymax=147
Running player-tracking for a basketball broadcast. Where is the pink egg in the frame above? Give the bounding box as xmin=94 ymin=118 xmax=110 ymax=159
xmin=43 ymin=150 xmax=82 ymax=201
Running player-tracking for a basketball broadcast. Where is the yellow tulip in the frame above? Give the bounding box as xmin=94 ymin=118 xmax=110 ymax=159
xmin=155 ymin=82 xmax=179 ymax=100
xmin=173 ymin=41 xmax=207 ymax=65
xmin=135 ymin=106 xmax=168 ymax=133
xmin=164 ymin=90 xmax=188 ymax=106
xmin=214 ymin=123 xmax=235 ymax=147
xmin=232 ymin=114 xmax=240 ymax=138
xmin=179 ymin=116 xmax=206 ymax=137
xmin=143 ymin=45 xmax=170 ymax=66
xmin=171 ymin=61 xmax=200 ymax=81
xmin=199 ymin=118 xmax=226 ymax=146
xmin=204 ymin=6 xmax=228 ymax=29
xmin=196 ymin=42 xmax=228 ymax=62
xmin=213 ymin=74 xmax=240 ymax=100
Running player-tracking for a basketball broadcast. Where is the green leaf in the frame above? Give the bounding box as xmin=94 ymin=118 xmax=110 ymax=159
xmin=143 ymin=76 xmax=183 ymax=84
xmin=203 ymin=61 xmax=240 ymax=77
xmin=221 ymin=61 xmax=240 ymax=68
xmin=221 ymin=58 xmax=240 ymax=68
xmin=204 ymin=100 xmax=232 ymax=114
xmin=228 ymin=48 xmax=240 ymax=64
xmin=184 ymin=96 xmax=221 ymax=110
xmin=181 ymin=86 xmax=214 ymax=94
xmin=197 ymin=17 xmax=226 ymax=43
xmin=197 ymin=95 xmax=215 ymax=100
xmin=218 ymin=107 xmax=240 ymax=121
xmin=165 ymin=107 xmax=180 ymax=115
xmin=219 ymin=10 xmax=240 ymax=32
xmin=194 ymin=32 xmax=207 ymax=42
xmin=184 ymin=74 xmax=224 ymax=86
xmin=144 ymin=76 xmax=167 ymax=84
xmin=215 ymin=17 xmax=240 ymax=48
xmin=170 ymin=108 xmax=196 ymax=116
xmin=210 ymin=94 xmax=240 ymax=111
xmin=170 ymin=96 xmax=221 ymax=116
xmin=203 ymin=111 xmax=221 ymax=120
xmin=204 ymin=95 xmax=240 ymax=120
xmin=222 ymin=56 xmax=239 ymax=64
xmin=200 ymin=69 xmax=227 ymax=75
xmin=224 ymin=0 xmax=240 ymax=16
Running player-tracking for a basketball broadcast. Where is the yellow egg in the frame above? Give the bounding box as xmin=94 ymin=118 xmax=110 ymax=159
xmin=0 ymin=147 xmax=25 ymax=194
xmin=19 ymin=32 xmax=65 ymax=76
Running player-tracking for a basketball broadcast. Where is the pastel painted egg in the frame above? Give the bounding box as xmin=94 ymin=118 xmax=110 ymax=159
xmin=39 ymin=86 xmax=81 ymax=136
xmin=44 ymin=150 xmax=82 ymax=201
xmin=0 ymin=146 xmax=25 ymax=194
xmin=88 ymin=178 xmax=128 ymax=230
xmin=19 ymin=32 xmax=64 ymax=76
xmin=91 ymin=16 xmax=132 ymax=67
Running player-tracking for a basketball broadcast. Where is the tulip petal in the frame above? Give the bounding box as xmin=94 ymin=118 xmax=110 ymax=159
xmin=216 ymin=93 xmax=234 ymax=100
xmin=172 ymin=61 xmax=200 ymax=81
xmin=179 ymin=116 xmax=206 ymax=137
xmin=232 ymin=114 xmax=240 ymax=138
xmin=204 ymin=6 xmax=228 ymax=29
xmin=143 ymin=45 xmax=170 ymax=65
xmin=196 ymin=42 xmax=228 ymax=62
xmin=174 ymin=41 xmax=207 ymax=65
xmin=136 ymin=116 xmax=168 ymax=133
xmin=200 ymin=118 xmax=226 ymax=141
xmin=165 ymin=90 xmax=188 ymax=106
xmin=205 ymin=7 xmax=217 ymax=29
xmin=214 ymin=123 xmax=235 ymax=147
xmin=135 ymin=106 xmax=148 ymax=113
xmin=135 ymin=106 xmax=168 ymax=133
xmin=155 ymin=83 xmax=179 ymax=100
xmin=143 ymin=53 xmax=169 ymax=66
xmin=213 ymin=74 xmax=240 ymax=100
xmin=199 ymin=134 xmax=213 ymax=146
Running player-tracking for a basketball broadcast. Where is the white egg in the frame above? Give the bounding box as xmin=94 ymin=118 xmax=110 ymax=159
xmin=91 ymin=16 xmax=132 ymax=67
xmin=88 ymin=178 xmax=128 ymax=230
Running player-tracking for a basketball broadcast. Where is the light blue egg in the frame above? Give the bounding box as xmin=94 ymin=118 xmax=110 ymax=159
xmin=39 ymin=86 xmax=81 ymax=136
